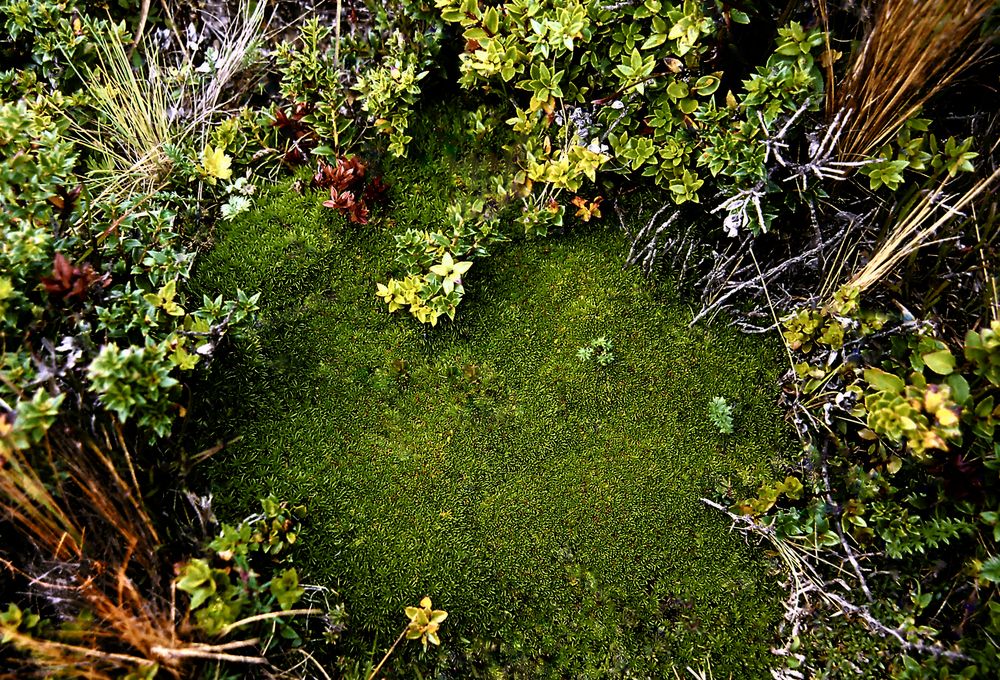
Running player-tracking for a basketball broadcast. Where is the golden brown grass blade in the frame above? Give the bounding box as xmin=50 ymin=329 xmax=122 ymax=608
xmin=835 ymin=0 xmax=993 ymax=161
xmin=848 ymin=166 xmax=1000 ymax=294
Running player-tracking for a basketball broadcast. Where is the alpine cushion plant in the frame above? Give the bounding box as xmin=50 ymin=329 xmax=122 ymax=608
xmin=193 ymin=164 xmax=793 ymax=677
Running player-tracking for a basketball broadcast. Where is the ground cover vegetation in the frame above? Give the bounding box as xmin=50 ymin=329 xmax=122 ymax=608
xmin=0 ymin=0 xmax=998 ymax=677
xmin=191 ymin=114 xmax=792 ymax=676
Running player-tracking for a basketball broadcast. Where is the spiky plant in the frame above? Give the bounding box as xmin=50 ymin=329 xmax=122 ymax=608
xmin=191 ymin=0 xmax=269 ymax=127
xmin=73 ymin=2 xmax=267 ymax=201
xmin=73 ymin=28 xmax=181 ymax=200
xmin=834 ymin=0 xmax=993 ymax=162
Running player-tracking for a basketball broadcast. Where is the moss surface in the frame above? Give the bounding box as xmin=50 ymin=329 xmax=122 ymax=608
xmin=193 ymin=111 xmax=792 ymax=676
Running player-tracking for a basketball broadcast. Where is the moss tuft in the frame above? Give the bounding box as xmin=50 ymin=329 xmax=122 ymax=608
xmin=192 ymin=108 xmax=793 ymax=676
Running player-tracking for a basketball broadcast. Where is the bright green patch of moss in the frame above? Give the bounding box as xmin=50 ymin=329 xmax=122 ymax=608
xmin=192 ymin=111 xmax=792 ymax=677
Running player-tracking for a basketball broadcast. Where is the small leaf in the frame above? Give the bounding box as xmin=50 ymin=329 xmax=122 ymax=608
xmin=976 ymin=396 xmax=995 ymax=418
xmin=980 ymin=555 xmax=1000 ymax=583
xmin=678 ymin=98 xmax=699 ymax=114
xmin=780 ymin=476 xmax=804 ymax=500
xmin=483 ymin=7 xmax=500 ymax=34
xmin=693 ymin=75 xmax=720 ymax=96
xmin=945 ymin=373 xmax=971 ymax=405
xmin=886 ymin=456 xmax=902 ymax=475
xmin=666 ymin=80 xmax=688 ymax=99
xmin=641 ymin=33 xmax=667 ymax=50
xmin=730 ymin=9 xmax=750 ymax=24
xmin=864 ymin=368 xmax=904 ymax=393
xmin=270 ymin=568 xmax=305 ymax=611
xmin=922 ymin=349 xmax=955 ymax=376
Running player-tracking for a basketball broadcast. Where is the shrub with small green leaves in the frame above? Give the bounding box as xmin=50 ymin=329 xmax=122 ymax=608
xmin=1 ymin=391 xmax=65 ymax=451
xmin=734 ymin=475 xmax=803 ymax=515
xmin=356 ymin=43 xmax=428 ymax=157
xmin=272 ymin=18 xmax=354 ymax=155
xmin=754 ymin=291 xmax=1000 ymax=670
xmin=0 ymin=0 xmax=126 ymax=97
xmin=86 ymin=344 xmax=180 ymax=438
xmin=860 ymin=115 xmax=978 ymax=191
xmin=0 ymin=92 xmax=260 ymax=449
xmin=965 ymin=320 xmax=1000 ymax=387
xmin=0 ymin=603 xmax=44 ymax=647
xmin=0 ymin=99 xmax=73 ymax=295
xmin=377 ymin=194 xmax=510 ymax=325
xmin=177 ymin=496 xmax=321 ymax=639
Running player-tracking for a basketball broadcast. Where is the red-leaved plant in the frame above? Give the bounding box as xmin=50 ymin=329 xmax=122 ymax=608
xmin=271 ymin=103 xmax=317 ymax=165
xmin=315 ymin=156 xmax=388 ymax=225
xmin=40 ymin=253 xmax=110 ymax=302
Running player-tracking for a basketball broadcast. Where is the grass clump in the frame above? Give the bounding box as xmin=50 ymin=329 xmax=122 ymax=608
xmin=191 ymin=111 xmax=793 ymax=677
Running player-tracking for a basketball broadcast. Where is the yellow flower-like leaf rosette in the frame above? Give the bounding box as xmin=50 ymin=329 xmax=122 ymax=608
xmin=404 ymin=596 xmax=448 ymax=650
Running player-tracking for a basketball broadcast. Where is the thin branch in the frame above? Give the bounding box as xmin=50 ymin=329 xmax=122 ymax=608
xmin=150 ymin=646 xmax=267 ymax=664
xmin=217 ymin=608 xmax=323 ymax=637
xmin=699 ymin=498 xmax=971 ymax=662
xmin=368 ymin=629 xmax=407 ymax=680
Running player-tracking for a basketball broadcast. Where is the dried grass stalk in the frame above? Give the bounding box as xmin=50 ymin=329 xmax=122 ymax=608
xmin=73 ymin=28 xmax=181 ymax=201
xmin=848 ymin=166 xmax=1000 ymax=294
xmin=74 ymin=1 xmax=267 ymax=201
xmin=835 ymin=0 xmax=993 ymax=161
xmin=0 ymin=425 xmax=266 ymax=678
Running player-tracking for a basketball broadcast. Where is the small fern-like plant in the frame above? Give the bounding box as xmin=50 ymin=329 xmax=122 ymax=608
xmin=708 ymin=397 xmax=734 ymax=435
xmin=577 ymin=337 xmax=614 ymax=366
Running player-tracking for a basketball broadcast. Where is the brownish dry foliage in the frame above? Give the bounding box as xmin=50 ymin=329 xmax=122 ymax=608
xmin=834 ymin=0 xmax=994 ymax=161
xmin=0 ymin=425 xmax=265 ymax=678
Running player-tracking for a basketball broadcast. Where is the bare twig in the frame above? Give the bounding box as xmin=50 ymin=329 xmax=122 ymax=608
xmin=367 ymin=629 xmax=407 ymax=680
xmin=218 ymin=609 xmax=323 ymax=637
xmin=690 ymin=241 xmax=827 ymax=326
xmin=699 ymin=498 xmax=971 ymax=663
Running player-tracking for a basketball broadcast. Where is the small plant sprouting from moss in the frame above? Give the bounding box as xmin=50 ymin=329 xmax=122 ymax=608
xmin=708 ymin=397 xmax=734 ymax=435
xmin=367 ymin=597 xmax=448 ymax=680
xmin=577 ymin=336 xmax=615 ymax=366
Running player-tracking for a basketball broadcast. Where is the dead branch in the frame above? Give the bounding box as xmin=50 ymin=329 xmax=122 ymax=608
xmin=700 ymin=498 xmax=971 ymax=664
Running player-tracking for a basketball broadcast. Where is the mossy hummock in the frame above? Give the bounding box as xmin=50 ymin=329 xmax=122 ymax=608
xmin=193 ymin=115 xmax=792 ymax=677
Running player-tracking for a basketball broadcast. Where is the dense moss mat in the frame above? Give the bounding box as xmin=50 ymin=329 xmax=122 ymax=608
xmin=192 ymin=113 xmax=792 ymax=676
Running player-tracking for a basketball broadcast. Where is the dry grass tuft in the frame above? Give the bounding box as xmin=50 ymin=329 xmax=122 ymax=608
xmin=74 ymin=29 xmax=179 ymax=200
xmin=834 ymin=0 xmax=994 ymax=162
xmin=74 ymin=1 xmax=267 ymax=201
xmin=0 ymin=424 xmax=267 ymax=678
xmin=847 ymin=166 xmax=1000 ymax=294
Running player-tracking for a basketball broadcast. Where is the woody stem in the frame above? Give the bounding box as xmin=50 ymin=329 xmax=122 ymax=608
xmin=367 ymin=628 xmax=407 ymax=680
